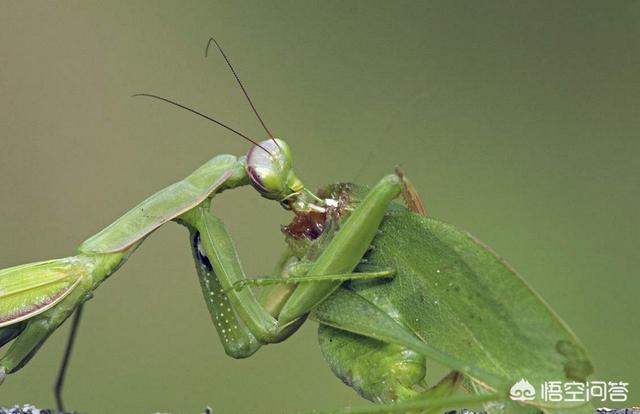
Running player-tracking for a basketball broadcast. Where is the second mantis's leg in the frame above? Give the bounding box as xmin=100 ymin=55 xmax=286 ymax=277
xmin=185 ymin=225 xmax=391 ymax=356
xmin=179 ymin=174 xmax=403 ymax=345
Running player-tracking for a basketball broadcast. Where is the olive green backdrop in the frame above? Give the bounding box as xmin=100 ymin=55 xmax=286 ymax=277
xmin=0 ymin=1 xmax=638 ymax=413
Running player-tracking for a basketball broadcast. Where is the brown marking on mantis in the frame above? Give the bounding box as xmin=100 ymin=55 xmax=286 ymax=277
xmin=0 ymin=277 xmax=82 ymax=328
xmin=395 ymin=167 xmax=427 ymax=216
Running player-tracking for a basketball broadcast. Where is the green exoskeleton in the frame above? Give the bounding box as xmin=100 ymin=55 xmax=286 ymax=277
xmin=0 ymin=39 xmax=594 ymax=414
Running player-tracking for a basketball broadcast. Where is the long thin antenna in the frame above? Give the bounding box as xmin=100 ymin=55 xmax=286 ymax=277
xmin=132 ymin=93 xmax=272 ymax=155
xmin=205 ymin=37 xmax=279 ymax=147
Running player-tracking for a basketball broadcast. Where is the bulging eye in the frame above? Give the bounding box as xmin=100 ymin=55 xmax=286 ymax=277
xmin=245 ymin=139 xmax=303 ymax=200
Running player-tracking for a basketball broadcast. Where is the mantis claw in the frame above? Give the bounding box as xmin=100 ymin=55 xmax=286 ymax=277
xmin=0 ymin=367 xmax=5 ymax=385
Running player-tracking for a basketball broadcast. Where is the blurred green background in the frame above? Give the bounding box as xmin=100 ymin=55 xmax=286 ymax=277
xmin=0 ymin=1 xmax=638 ymax=413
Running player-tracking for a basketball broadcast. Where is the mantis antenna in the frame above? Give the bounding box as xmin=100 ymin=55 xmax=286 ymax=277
xmin=131 ymin=93 xmax=273 ymax=156
xmin=205 ymin=37 xmax=280 ymax=148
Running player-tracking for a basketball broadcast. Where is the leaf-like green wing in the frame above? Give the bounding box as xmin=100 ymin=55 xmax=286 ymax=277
xmin=344 ymin=209 xmax=594 ymax=412
xmin=0 ymin=258 xmax=91 ymax=328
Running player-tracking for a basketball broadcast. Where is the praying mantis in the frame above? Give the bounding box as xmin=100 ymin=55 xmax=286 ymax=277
xmin=0 ymin=39 xmax=595 ymax=414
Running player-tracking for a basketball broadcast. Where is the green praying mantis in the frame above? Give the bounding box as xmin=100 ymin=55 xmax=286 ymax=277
xmin=0 ymin=39 xmax=595 ymax=414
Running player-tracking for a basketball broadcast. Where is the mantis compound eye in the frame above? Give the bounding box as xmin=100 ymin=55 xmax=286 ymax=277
xmin=246 ymin=138 xmax=304 ymax=201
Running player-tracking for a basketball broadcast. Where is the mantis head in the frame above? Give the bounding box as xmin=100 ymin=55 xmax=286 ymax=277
xmin=133 ymin=41 xmax=318 ymax=213
xmin=246 ymin=139 xmax=304 ymax=204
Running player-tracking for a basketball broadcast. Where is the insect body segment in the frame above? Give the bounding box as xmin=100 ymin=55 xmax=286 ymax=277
xmin=0 ymin=252 xmax=123 ymax=378
xmin=318 ymin=325 xmax=428 ymax=403
xmin=78 ymin=154 xmax=245 ymax=254
xmin=0 ymin=258 xmax=90 ymax=328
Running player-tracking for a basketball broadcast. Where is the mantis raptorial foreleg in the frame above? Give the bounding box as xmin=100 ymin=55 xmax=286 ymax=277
xmin=186 ymin=229 xmax=260 ymax=358
xmin=184 ymin=216 xmax=393 ymax=354
xmin=177 ymin=174 xmax=404 ymax=348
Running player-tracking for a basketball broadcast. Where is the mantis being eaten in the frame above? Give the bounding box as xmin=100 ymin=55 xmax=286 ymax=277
xmin=0 ymin=39 xmax=594 ymax=414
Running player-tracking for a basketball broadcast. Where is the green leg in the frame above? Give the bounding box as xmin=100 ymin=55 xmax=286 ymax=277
xmin=178 ymin=174 xmax=403 ymax=344
xmin=277 ymin=174 xmax=403 ymax=325
xmin=258 ymin=249 xmax=298 ymax=317
xmin=183 ymin=222 xmax=308 ymax=351
xmin=187 ymin=229 xmax=260 ymax=358
xmin=226 ymin=268 xmax=395 ymax=293
xmin=0 ymin=323 xmax=26 ymax=349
